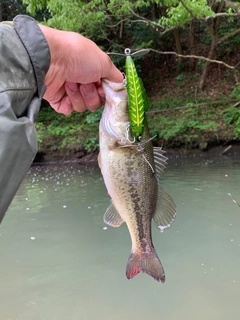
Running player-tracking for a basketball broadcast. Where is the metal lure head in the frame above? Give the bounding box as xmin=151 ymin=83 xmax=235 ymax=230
xmin=107 ymin=48 xmax=150 ymax=58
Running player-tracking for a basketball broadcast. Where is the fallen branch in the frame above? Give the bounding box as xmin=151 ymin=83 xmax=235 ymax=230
xmin=147 ymin=99 xmax=239 ymax=114
xmin=205 ymin=12 xmax=240 ymax=19
xmin=149 ymin=48 xmax=237 ymax=70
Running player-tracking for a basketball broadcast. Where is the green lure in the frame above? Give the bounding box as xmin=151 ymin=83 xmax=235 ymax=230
xmin=124 ymin=48 xmax=149 ymax=141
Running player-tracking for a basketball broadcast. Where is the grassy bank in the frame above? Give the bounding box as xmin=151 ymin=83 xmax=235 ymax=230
xmin=35 ymin=88 xmax=240 ymax=160
xmin=35 ymin=105 xmax=102 ymax=159
xmin=147 ymin=97 xmax=240 ymax=150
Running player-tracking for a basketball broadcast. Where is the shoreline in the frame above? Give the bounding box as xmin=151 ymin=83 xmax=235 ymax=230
xmin=32 ymin=141 xmax=240 ymax=166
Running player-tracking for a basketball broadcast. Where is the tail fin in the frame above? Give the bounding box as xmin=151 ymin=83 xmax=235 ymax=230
xmin=126 ymin=250 xmax=165 ymax=283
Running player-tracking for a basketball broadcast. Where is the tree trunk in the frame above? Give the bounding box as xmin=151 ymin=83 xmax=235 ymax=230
xmin=198 ymin=18 xmax=218 ymax=90
xmin=173 ymin=27 xmax=183 ymax=72
xmin=120 ymin=18 xmax=124 ymax=39
xmin=198 ymin=1 xmax=240 ymax=89
xmin=189 ymin=21 xmax=195 ymax=69
xmin=151 ymin=3 xmax=156 ymax=20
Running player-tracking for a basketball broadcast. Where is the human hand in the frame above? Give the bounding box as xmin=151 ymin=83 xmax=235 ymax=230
xmin=38 ymin=25 xmax=123 ymax=115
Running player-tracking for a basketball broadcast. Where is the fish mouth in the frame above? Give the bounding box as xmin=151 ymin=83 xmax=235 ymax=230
xmin=103 ymin=114 xmax=122 ymax=141
xmin=101 ymin=111 xmax=130 ymax=145
xmin=102 ymin=79 xmax=126 ymax=92
xmin=101 ymin=79 xmax=129 ymax=143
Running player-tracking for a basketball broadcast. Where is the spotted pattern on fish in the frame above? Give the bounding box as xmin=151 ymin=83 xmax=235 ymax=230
xmin=99 ymin=80 xmax=176 ymax=282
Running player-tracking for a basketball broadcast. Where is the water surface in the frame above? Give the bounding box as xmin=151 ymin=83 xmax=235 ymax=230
xmin=1 ymin=156 xmax=240 ymax=320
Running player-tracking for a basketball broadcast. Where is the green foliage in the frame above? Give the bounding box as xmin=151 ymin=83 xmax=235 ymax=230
xmin=83 ymin=137 xmax=99 ymax=152
xmin=35 ymin=94 xmax=240 ymax=155
xmin=23 ymin=0 xmax=130 ymax=32
xmin=159 ymin=0 xmax=215 ymax=28
xmin=147 ymin=99 xmax=238 ymax=148
xmin=222 ymin=107 xmax=240 ymax=124
xmin=34 ymin=122 xmax=45 ymax=143
xmin=21 ymin=0 xmax=239 ymax=88
xmin=85 ymin=108 xmax=103 ymax=124
xmin=175 ymin=73 xmax=185 ymax=86
xmin=129 ymin=21 xmax=158 ymax=50
xmin=230 ymin=85 xmax=240 ymax=99
xmin=222 ymin=107 xmax=240 ymax=139
xmin=22 ymin=0 xmax=215 ymax=38
xmin=19 ymin=0 xmax=240 ymax=152
xmin=35 ymin=106 xmax=100 ymax=154
xmin=150 ymin=94 xmax=191 ymax=110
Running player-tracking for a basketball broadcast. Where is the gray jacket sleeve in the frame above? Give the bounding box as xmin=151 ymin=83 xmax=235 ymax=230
xmin=0 ymin=15 xmax=50 ymax=223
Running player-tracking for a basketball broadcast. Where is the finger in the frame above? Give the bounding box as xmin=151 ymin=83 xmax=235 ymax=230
xmin=80 ymin=83 xmax=103 ymax=112
xmin=44 ymin=84 xmax=74 ymax=115
xmin=100 ymin=54 xmax=124 ymax=83
xmin=65 ymin=82 xmax=87 ymax=112
xmin=94 ymin=81 xmax=105 ymax=101
xmin=95 ymin=80 xmax=105 ymax=99
xmin=48 ymin=96 xmax=73 ymax=115
xmin=57 ymin=96 xmax=74 ymax=115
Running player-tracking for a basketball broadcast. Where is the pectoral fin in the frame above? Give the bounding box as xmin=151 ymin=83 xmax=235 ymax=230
xmin=104 ymin=202 xmax=124 ymax=227
xmin=153 ymin=186 xmax=176 ymax=232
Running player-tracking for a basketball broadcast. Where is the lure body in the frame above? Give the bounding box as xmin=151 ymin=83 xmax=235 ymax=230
xmin=125 ymin=49 xmax=149 ymax=141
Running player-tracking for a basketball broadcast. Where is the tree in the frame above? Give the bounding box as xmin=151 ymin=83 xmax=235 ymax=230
xmin=22 ymin=0 xmax=240 ymax=90
xmin=1 ymin=0 xmax=27 ymax=21
xmin=129 ymin=0 xmax=240 ymax=89
xmin=198 ymin=1 xmax=240 ymax=89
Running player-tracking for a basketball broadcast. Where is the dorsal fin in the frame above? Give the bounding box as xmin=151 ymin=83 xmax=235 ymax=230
xmin=104 ymin=202 xmax=124 ymax=227
xmin=153 ymin=147 xmax=168 ymax=177
xmin=153 ymin=185 xmax=176 ymax=232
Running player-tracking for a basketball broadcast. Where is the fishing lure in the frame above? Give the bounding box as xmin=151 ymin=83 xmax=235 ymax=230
xmin=124 ymin=48 xmax=150 ymax=141
xmin=108 ymin=48 xmax=150 ymax=142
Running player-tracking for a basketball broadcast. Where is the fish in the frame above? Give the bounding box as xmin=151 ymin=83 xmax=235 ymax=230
xmin=98 ymin=79 xmax=176 ymax=282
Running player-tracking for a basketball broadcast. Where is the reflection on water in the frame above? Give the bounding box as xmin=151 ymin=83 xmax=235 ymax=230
xmin=1 ymin=157 xmax=240 ymax=320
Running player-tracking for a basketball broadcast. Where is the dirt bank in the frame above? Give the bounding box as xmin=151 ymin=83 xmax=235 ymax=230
xmin=32 ymin=141 xmax=240 ymax=166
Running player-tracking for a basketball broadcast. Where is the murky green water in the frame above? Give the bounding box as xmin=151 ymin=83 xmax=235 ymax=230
xmin=1 ymin=155 xmax=240 ymax=320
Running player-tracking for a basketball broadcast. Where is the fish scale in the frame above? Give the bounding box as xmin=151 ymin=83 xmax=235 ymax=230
xmin=99 ymin=79 xmax=176 ymax=282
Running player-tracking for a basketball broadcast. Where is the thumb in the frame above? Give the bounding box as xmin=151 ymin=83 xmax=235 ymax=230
xmin=101 ymin=55 xmax=123 ymax=83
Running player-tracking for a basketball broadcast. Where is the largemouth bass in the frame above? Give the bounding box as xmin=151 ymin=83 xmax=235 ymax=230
xmin=98 ymin=80 xmax=176 ymax=282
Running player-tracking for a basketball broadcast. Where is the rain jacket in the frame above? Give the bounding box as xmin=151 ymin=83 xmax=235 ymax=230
xmin=0 ymin=15 xmax=50 ymax=223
